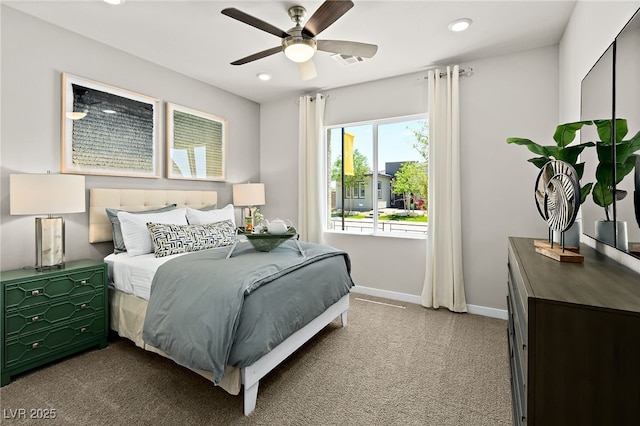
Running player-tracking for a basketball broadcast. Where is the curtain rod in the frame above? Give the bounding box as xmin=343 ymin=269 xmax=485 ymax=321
xmin=296 ymin=94 xmax=329 ymax=104
xmin=417 ymin=67 xmax=474 ymax=80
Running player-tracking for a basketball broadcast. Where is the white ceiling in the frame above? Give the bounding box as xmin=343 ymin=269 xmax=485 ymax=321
xmin=5 ymin=0 xmax=577 ymax=104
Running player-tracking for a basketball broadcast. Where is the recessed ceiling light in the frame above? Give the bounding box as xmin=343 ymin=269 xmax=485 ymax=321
xmin=448 ymin=18 xmax=473 ymax=32
xmin=103 ymin=0 xmax=126 ymax=5
xmin=256 ymin=73 xmax=272 ymax=81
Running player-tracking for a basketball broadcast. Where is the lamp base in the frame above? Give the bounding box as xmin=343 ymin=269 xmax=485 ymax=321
xmin=36 ymin=217 xmax=65 ymax=271
xmin=243 ymin=207 xmax=254 ymax=232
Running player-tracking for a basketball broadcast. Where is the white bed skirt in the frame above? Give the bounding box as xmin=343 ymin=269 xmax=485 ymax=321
xmin=108 ymin=288 xmax=242 ymax=394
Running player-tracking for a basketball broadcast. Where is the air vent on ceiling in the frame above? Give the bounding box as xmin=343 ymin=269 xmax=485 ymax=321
xmin=331 ymin=53 xmax=366 ymax=66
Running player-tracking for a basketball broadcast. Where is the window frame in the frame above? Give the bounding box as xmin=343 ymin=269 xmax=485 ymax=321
xmin=324 ymin=113 xmax=428 ymax=238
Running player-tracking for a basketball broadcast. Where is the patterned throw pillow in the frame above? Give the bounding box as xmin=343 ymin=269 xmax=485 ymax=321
xmin=147 ymin=220 xmax=237 ymax=258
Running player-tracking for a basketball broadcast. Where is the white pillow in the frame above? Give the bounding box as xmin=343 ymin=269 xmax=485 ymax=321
xmin=118 ymin=208 xmax=188 ymax=256
xmin=186 ymin=204 xmax=236 ymax=227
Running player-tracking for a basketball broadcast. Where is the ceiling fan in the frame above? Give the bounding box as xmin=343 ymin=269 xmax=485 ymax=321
xmin=221 ymin=0 xmax=378 ymax=81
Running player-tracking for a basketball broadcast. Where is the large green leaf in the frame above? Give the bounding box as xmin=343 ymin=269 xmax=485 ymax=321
xmin=594 ymin=118 xmax=628 ymax=144
xmin=592 ymin=181 xmax=614 ymax=209
xmin=527 ymin=157 xmax=549 ymax=169
xmin=596 ymin=163 xmax=613 ymax=187
xmin=616 ymin=155 xmax=638 ymax=184
xmin=596 ymin=142 xmax=614 ymax=163
xmin=552 ymin=121 xmax=593 ymax=148
xmin=506 ymin=138 xmax=551 ymax=157
xmin=554 ymin=142 xmax=595 ymax=165
xmin=615 ymin=130 xmax=640 ymax=163
xmin=580 ymin=182 xmax=593 ymax=205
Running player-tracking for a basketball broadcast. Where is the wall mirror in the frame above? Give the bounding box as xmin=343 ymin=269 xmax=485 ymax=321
xmin=581 ymin=8 xmax=640 ymax=258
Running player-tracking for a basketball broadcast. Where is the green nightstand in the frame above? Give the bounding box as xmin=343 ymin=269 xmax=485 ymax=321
xmin=1 ymin=259 xmax=108 ymax=386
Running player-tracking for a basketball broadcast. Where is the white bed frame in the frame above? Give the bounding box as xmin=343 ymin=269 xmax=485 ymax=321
xmin=89 ymin=188 xmax=350 ymax=415
xmin=242 ymin=295 xmax=348 ymax=415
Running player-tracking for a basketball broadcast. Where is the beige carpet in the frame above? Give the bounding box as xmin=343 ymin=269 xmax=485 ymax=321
xmin=0 ymin=294 xmax=512 ymax=425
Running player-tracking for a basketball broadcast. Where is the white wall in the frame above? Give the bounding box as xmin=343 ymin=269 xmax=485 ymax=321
xmin=261 ymin=45 xmax=559 ymax=311
xmin=0 ymin=7 xmax=260 ymax=270
xmin=460 ymin=46 xmax=558 ymax=309
xmin=259 ymin=97 xmax=299 ymax=221
xmin=559 ymin=0 xmax=640 ymax=272
xmin=559 ymin=1 xmax=640 ymax=123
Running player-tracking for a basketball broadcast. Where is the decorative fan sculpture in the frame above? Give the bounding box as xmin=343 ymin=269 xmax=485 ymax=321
xmin=533 ymin=160 xmax=583 ymax=261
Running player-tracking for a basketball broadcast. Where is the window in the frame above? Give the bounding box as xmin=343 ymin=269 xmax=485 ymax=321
xmin=326 ymin=115 xmax=428 ymax=236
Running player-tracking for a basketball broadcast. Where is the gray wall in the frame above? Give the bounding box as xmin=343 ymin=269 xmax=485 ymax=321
xmin=260 ymin=44 xmax=558 ymax=311
xmin=4 ymin=2 xmax=638 ymax=307
xmin=1 ymin=7 xmax=260 ymax=270
xmin=559 ymin=0 xmax=640 ymax=272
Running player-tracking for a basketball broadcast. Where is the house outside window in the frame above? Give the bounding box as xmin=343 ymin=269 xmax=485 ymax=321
xmin=326 ymin=115 xmax=428 ymax=236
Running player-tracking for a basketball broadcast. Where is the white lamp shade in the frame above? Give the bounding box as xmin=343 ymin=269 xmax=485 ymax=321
xmin=284 ymin=43 xmax=315 ymax=63
xmin=232 ymin=183 xmax=265 ymax=207
xmin=10 ymin=174 xmax=86 ymax=215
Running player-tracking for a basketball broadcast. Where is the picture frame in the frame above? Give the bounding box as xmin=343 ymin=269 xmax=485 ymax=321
xmin=166 ymin=103 xmax=227 ymax=181
xmin=61 ymin=73 xmax=160 ymax=178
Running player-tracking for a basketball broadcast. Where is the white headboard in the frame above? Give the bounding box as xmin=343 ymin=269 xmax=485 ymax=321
xmin=89 ymin=188 xmax=218 ymax=243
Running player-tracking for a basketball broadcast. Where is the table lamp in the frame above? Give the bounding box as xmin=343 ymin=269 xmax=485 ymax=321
xmin=232 ymin=183 xmax=265 ymax=231
xmin=10 ymin=173 xmax=86 ymax=270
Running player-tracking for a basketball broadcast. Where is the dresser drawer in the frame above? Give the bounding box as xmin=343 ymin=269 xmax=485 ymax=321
xmin=5 ymin=292 xmax=104 ymax=337
xmin=507 ymin=294 xmax=527 ymax=425
xmin=507 ymin=248 xmax=529 ymax=315
xmin=4 ymin=314 xmax=105 ymax=368
xmin=507 ymin=262 xmax=528 ymax=350
xmin=4 ymin=267 xmax=105 ymax=310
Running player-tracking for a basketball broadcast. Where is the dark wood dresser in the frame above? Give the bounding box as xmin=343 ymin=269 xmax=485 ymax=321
xmin=507 ymin=237 xmax=640 ymax=425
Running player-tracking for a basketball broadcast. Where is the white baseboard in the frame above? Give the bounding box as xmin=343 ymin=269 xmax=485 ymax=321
xmin=351 ymin=285 xmax=422 ymax=304
xmin=466 ymin=304 xmax=508 ymax=320
xmin=350 ymin=285 xmax=508 ymax=320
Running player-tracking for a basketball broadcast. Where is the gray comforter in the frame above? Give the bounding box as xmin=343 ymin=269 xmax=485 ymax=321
xmin=142 ymin=240 xmax=353 ymax=384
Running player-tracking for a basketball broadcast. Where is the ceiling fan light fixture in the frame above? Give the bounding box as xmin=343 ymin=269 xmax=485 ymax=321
xmin=448 ymin=18 xmax=473 ymax=32
xmin=283 ymin=38 xmax=316 ymax=63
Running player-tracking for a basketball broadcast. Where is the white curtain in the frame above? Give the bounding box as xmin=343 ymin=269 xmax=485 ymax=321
xmin=421 ymin=66 xmax=467 ymax=313
xmin=298 ymin=94 xmax=326 ymax=243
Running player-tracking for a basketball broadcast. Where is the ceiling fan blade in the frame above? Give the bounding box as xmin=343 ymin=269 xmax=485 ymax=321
xmin=231 ymin=46 xmax=282 ymax=65
xmin=297 ymin=59 xmax=317 ymax=81
xmin=221 ymin=8 xmax=289 ymax=39
xmin=317 ymin=40 xmax=378 ymax=58
xmin=302 ymin=0 xmax=354 ymax=38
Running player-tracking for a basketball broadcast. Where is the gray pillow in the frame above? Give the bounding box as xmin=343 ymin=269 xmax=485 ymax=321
xmin=106 ymin=204 xmax=177 ymax=253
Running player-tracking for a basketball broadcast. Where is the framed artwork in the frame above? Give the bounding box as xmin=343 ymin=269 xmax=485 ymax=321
xmin=166 ymin=103 xmax=227 ymax=181
xmin=61 ymin=73 xmax=160 ymax=178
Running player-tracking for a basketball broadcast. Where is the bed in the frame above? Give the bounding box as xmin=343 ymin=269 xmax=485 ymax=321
xmin=89 ymin=188 xmax=353 ymax=415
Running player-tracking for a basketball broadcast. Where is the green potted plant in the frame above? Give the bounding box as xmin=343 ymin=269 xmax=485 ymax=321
xmin=507 ymin=121 xmax=595 ymax=247
xmin=507 ymin=121 xmax=595 ymax=204
xmin=590 ymin=118 xmax=640 ymax=249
